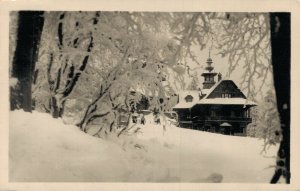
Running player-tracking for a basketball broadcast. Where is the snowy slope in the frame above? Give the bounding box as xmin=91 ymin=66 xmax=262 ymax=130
xmin=9 ymin=111 xmax=278 ymax=182
xmin=136 ymin=114 xmax=279 ymax=182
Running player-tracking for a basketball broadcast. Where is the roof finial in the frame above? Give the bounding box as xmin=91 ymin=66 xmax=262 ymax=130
xmin=208 ymin=48 xmax=211 ymax=59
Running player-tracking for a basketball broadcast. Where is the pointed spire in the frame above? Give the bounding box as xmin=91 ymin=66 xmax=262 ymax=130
xmin=205 ymin=49 xmax=214 ymax=72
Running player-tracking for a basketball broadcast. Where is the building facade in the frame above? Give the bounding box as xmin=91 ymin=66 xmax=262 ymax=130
xmin=173 ymin=55 xmax=256 ymax=136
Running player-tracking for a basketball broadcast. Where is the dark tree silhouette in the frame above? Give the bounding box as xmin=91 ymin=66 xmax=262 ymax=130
xmin=270 ymin=13 xmax=290 ymax=184
xmin=10 ymin=11 xmax=44 ymax=112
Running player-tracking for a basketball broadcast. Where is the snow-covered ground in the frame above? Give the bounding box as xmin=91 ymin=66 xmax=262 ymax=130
xmin=9 ymin=110 xmax=278 ymax=182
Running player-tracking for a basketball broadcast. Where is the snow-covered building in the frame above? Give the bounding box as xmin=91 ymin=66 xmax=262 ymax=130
xmin=173 ymin=55 xmax=256 ymax=136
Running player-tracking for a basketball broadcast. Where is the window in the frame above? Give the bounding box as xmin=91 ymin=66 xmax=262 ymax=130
xmin=244 ymin=110 xmax=250 ymax=117
xmin=231 ymin=111 xmax=235 ymax=117
xmin=185 ymin=95 xmax=193 ymax=102
xmin=205 ymin=76 xmax=214 ymax=82
xmin=222 ymin=93 xmax=232 ymax=98
xmin=211 ymin=110 xmax=216 ymax=117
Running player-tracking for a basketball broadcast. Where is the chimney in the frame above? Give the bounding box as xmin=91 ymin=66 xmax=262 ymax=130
xmin=218 ymin=73 xmax=222 ymax=82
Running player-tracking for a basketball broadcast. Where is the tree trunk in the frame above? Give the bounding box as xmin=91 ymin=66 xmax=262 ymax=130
xmin=269 ymin=13 xmax=290 ymax=184
xmin=50 ymin=96 xmax=61 ymax=118
xmin=11 ymin=11 xmax=44 ymax=112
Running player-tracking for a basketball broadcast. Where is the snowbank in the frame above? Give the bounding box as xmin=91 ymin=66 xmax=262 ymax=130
xmin=137 ymin=114 xmax=279 ymax=182
xmin=9 ymin=110 xmax=278 ymax=182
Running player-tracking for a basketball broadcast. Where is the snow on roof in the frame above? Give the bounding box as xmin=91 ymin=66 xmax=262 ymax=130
xmin=173 ymin=102 xmax=196 ymax=109
xmin=173 ymin=97 xmax=256 ymax=109
xmin=178 ymin=90 xmax=202 ymax=102
xmin=178 ymin=90 xmax=201 ymax=96
xmin=200 ymin=88 xmax=210 ymax=95
xmin=174 ymin=90 xmax=201 ymax=109
xmin=198 ymin=98 xmax=256 ymax=106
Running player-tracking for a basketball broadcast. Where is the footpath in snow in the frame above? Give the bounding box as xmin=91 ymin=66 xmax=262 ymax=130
xmin=9 ymin=111 xmax=278 ymax=182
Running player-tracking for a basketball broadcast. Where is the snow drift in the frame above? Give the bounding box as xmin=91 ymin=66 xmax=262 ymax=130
xmin=9 ymin=110 xmax=278 ymax=182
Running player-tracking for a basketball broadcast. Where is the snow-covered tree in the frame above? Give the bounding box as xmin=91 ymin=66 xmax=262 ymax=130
xmin=214 ymin=13 xmax=271 ymax=98
xmin=187 ymin=73 xmax=200 ymax=90
xmin=32 ymin=12 xmax=182 ymax=136
xmin=247 ymin=88 xmax=281 ymax=147
xmin=10 ymin=12 xmax=289 ymax=183
xmin=33 ymin=12 xmax=101 ymax=117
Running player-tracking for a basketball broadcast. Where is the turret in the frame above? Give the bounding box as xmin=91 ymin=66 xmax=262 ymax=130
xmin=201 ymin=51 xmax=218 ymax=89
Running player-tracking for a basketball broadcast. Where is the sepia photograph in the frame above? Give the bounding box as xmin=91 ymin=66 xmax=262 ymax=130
xmin=1 ymin=0 xmax=299 ymax=190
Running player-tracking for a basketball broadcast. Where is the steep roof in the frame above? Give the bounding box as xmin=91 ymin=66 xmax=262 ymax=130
xmin=201 ymin=79 xmax=246 ymax=99
xmin=173 ymin=79 xmax=256 ymax=109
xmin=200 ymin=79 xmax=223 ymax=98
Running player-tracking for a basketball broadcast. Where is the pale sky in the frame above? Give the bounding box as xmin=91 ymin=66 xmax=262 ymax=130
xmin=183 ymin=46 xmax=274 ymax=101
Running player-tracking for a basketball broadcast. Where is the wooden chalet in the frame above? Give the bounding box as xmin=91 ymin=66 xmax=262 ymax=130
xmin=173 ymin=55 xmax=256 ymax=136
